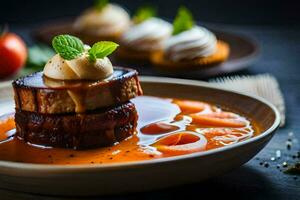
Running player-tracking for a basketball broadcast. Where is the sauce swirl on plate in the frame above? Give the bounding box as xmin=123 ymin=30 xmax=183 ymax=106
xmin=0 ymin=96 xmax=257 ymax=165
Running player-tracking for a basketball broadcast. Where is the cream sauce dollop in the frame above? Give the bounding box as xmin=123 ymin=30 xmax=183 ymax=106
xmin=43 ymin=52 xmax=114 ymax=113
xmin=43 ymin=53 xmax=113 ymax=81
xmin=121 ymin=17 xmax=172 ymax=51
xmin=73 ymin=4 xmax=130 ymax=36
xmin=164 ymin=26 xmax=217 ymax=61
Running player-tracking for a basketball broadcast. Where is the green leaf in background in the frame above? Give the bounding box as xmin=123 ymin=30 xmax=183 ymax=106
xmin=94 ymin=0 xmax=109 ymax=11
xmin=88 ymin=41 xmax=119 ymax=62
xmin=172 ymin=6 xmax=194 ymax=35
xmin=25 ymin=44 xmax=55 ymax=71
xmin=52 ymin=34 xmax=84 ymax=60
xmin=133 ymin=5 xmax=157 ymax=24
xmin=0 ymin=24 xmax=8 ymax=36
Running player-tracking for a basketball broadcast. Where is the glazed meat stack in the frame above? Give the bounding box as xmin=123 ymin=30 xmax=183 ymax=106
xmin=13 ymin=67 xmax=142 ymax=149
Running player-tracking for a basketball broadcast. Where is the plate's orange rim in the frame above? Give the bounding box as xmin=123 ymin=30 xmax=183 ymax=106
xmin=0 ymin=77 xmax=280 ymax=174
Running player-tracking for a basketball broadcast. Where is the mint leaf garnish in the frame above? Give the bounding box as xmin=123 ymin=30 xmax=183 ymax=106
xmin=133 ymin=5 xmax=156 ymax=24
xmin=88 ymin=41 xmax=119 ymax=62
xmin=172 ymin=7 xmax=194 ymax=35
xmin=94 ymin=0 xmax=108 ymax=10
xmin=0 ymin=24 xmax=8 ymax=36
xmin=52 ymin=35 xmax=84 ymax=60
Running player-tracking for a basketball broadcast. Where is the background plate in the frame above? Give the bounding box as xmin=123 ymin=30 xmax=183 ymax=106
xmin=32 ymin=20 xmax=259 ymax=78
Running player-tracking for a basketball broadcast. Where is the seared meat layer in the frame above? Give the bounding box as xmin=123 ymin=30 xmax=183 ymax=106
xmin=15 ymin=102 xmax=138 ymax=149
xmin=12 ymin=67 xmax=142 ymax=114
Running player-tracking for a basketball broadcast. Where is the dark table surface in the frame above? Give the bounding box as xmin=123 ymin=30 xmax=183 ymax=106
xmin=1 ymin=24 xmax=300 ymax=200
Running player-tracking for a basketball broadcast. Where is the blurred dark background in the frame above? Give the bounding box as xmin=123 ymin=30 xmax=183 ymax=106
xmin=1 ymin=0 xmax=300 ymax=26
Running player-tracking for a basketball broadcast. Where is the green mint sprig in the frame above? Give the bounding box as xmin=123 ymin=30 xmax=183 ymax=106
xmin=52 ymin=35 xmax=119 ymax=62
xmin=0 ymin=24 xmax=8 ymax=36
xmin=94 ymin=0 xmax=108 ymax=11
xmin=52 ymin=35 xmax=84 ymax=60
xmin=172 ymin=7 xmax=194 ymax=35
xmin=133 ymin=5 xmax=156 ymax=24
xmin=88 ymin=41 xmax=119 ymax=62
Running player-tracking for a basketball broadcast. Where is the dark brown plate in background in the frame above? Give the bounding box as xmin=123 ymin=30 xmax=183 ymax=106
xmin=32 ymin=19 xmax=259 ymax=79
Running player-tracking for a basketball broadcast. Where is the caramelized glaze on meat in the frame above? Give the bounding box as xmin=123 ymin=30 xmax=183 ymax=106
xmin=12 ymin=67 xmax=142 ymax=114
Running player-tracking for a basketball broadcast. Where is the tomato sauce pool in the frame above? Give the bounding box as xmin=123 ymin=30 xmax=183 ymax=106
xmin=0 ymin=96 xmax=258 ymax=165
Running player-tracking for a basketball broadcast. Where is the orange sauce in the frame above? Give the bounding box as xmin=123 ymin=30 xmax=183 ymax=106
xmin=0 ymin=96 xmax=258 ymax=165
xmin=141 ymin=122 xmax=180 ymax=135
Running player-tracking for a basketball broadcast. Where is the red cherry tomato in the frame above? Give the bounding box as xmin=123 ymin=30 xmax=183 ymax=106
xmin=0 ymin=33 xmax=27 ymax=78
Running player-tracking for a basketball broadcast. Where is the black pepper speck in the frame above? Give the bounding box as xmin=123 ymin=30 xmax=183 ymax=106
xmin=286 ymin=141 xmax=292 ymax=150
xmin=276 ymin=165 xmax=281 ymax=169
xmin=264 ymin=162 xmax=269 ymax=168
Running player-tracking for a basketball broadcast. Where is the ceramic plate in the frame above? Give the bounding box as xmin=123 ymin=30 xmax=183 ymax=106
xmin=0 ymin=77 xmax=280 ymax=196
